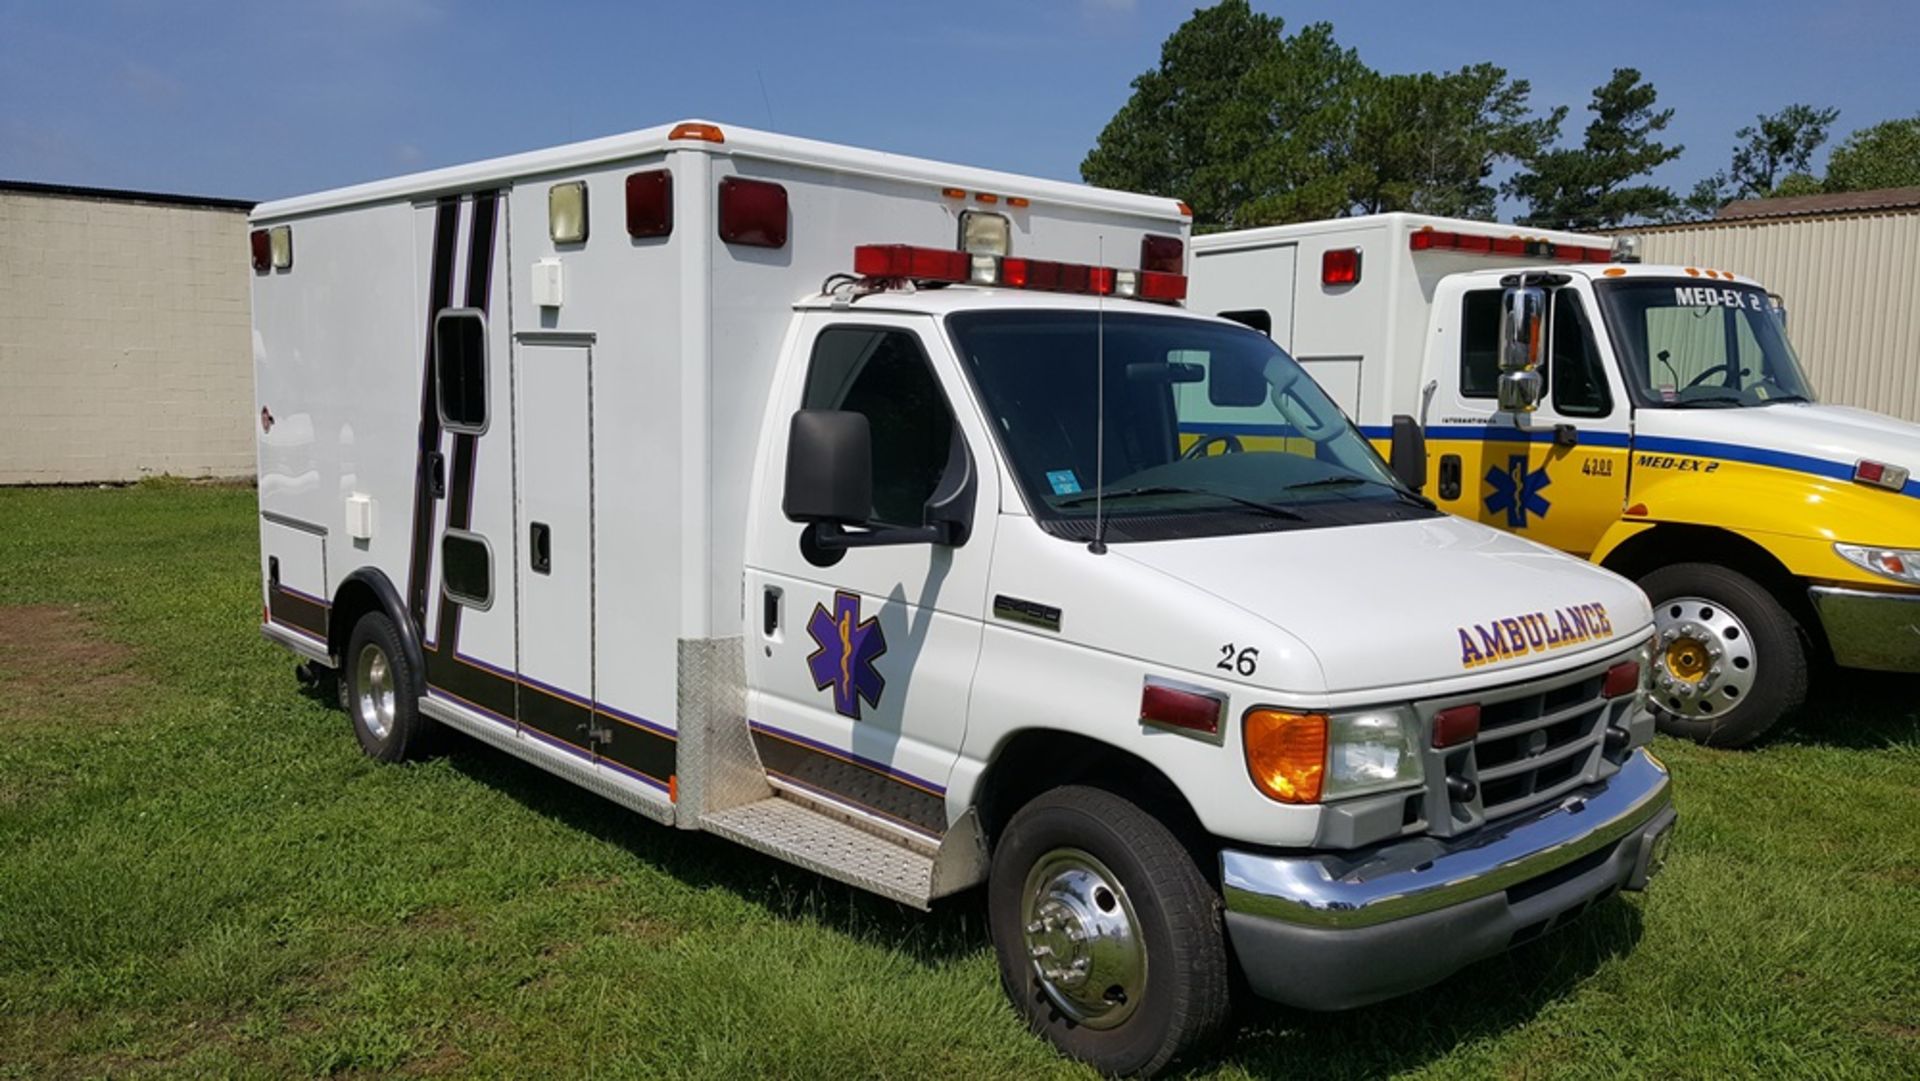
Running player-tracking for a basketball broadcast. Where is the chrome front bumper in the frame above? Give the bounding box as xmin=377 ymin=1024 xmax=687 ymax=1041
xmin=1220 ymin=749 xmax=1674 ymax=1009
xmin=1810 ymin=585 xmax=1920 ymax=673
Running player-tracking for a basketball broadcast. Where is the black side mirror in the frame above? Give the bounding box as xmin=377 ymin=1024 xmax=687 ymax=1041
xmin=783 ymin=410 xmax=872 ymax=526
xmin=1389 ymin=414 xmax=1427 ymax=492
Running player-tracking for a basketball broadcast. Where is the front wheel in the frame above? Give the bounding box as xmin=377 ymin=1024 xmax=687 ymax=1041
xmin=988 ymin=786 xmax=1229 ymax=1077
xmin=1639 ymin=562 xmax=1808 ymax=747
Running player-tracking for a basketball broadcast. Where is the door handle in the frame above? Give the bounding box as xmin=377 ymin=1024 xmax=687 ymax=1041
xmin=763 ymin=587 xmax=781 ymax=637
xmin=427 ymin=450 xmax=446 ymax=499
xmin=530 ymin=521 xmax=551 ymax=574
xmin=1439 ymin=454 xmax=1463 ymax=501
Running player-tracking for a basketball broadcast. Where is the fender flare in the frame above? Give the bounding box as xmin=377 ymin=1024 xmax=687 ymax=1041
xmin=335 ymin=567 xmax=427 ymax=695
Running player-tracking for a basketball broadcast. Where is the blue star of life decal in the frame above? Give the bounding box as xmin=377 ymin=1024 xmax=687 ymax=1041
xmin=805 ymin=590 xmax=888 ymax=720
xmin=1484 ymin=453 xmax=1551 ymax=528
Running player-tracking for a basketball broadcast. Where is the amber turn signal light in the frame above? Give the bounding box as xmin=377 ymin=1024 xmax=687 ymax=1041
xmin=1242 ymin=709 xmax=1326 ymax=803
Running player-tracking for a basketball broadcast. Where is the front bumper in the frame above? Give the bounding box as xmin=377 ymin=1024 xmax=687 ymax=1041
xmin=1810 ymin=585 xmax=1920 ymax=672
xmin=1220 ymin=749 xmax=1674 ymax=1010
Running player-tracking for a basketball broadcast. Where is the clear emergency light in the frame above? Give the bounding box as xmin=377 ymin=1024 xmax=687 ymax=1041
xmin=852 ymin=243 xmax=1187 ymax=303
xmin=1410 ymin=228 xmax=1611 ymax=264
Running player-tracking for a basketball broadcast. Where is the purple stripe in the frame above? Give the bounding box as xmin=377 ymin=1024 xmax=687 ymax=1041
xmin=748 ymin=719 xmax=947 ymax=796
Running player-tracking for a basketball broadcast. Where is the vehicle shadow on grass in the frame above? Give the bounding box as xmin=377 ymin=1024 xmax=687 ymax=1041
xmin=1195 ymin=899 xmax=1646 ymax=1078
xmin=1767 ymin=669 xmax=1919 ymax=751
xmin=437 ymin=731 xmax=990 ymax=967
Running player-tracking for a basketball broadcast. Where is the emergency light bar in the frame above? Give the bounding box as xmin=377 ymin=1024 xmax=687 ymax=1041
xmin=1410 ymin=229 xmax=1611 ymax=264
xmin=851 ymin=243 xmax=1187 ymax=303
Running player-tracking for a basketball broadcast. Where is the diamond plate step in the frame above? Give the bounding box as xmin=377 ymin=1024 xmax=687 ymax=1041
xmin=700 ymin=795 xmax=935 ymax=908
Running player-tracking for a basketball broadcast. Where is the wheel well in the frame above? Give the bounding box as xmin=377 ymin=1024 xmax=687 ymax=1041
xmin=327 ymin=579 xmax=384 ymax=665
xmin=1601 ymin=523 xmax=1824 ymax=652
xmin=973 ymin=730 xmax=1210 ymax=863
xmin=327 ymin=570 xmax=426 ymax=690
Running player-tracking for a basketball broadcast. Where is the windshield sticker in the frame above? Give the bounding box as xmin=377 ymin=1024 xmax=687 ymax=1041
xmin=1483 ymin=454 xmax=1551 ymax=528
xmin=1675 ymin=286 xmax=1765 ymax=311
xmin=1458 ymin=603 xmax=1614 ymax=668
xmin=1046 ymin=469 xmax=1082 ymax=496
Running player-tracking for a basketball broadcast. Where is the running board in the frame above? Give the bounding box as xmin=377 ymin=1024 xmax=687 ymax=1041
xmin=700 ymin=795 xmax=937 ymax=908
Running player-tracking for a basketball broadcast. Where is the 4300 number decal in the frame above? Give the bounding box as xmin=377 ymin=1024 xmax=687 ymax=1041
xmin=1217 ymin=644 xmax=1259 ymax=677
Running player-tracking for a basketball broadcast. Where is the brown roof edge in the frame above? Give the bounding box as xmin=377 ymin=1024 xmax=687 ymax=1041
xmin=0 ymin=178 xmax=254 ymax=212
xmin=1717 ymin=186 xmax=1920 ymax=222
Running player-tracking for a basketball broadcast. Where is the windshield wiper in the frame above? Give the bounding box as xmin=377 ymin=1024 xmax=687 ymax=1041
xmin=1667 ymin=395 xmax=1745 ymax=408
xmin=1055 ymin=485 xmax=1305 ymax=521
xmin=1284 ymin=474 xmax=1436 ymax=510
xmin=1757 ymin=393 xmax=1812 ymax=405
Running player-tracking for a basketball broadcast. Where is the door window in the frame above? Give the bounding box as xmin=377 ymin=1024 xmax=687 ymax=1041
xmin=802 ymin=327 xmax=957 ymax=529
xmin=1549 ymin=293 xmax=1612 ymax=417
xmin=435 ymin=309 xmax=488 ymax=433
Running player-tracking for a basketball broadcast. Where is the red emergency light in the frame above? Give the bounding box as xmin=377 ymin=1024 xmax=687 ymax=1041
xmin=851 ymin=244 xmax=1188 ymax=304
xmin=1322 ymin=247 xmax=1362 ymax=286
xmin=1410 ymin=228 xmax=1611 ymax=264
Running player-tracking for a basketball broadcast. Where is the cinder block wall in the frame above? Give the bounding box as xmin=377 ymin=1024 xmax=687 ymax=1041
xmin=0 ymin=188 xmax=255 ymax=484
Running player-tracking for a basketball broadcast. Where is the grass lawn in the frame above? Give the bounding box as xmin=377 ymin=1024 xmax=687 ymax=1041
xmin=0 ymin=481 xmax=1915 ymax=1079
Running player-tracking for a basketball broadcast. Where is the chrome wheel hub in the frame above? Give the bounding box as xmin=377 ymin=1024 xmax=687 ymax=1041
xmin=354 ymin=643 xmax=397 ymax=741
xmin=1651 ymin=596 xmax=1756 ymax=720
xmin=1021 ymin=848 xmax=1145 ymax=1030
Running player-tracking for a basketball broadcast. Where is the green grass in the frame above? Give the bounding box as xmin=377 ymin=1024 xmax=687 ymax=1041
xmin=0 ymin=481 xmax=1914 ymax=1079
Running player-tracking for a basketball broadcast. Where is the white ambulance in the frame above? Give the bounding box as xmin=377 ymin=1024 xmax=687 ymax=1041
xmin=251 ymin=125 xmax=1674 ymax=1075
xmin=1192 ymin=213 xmax=1920 ymax=747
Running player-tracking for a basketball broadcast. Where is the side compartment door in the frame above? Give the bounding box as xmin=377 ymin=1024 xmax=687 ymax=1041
xmin=1428 ymin=284 xmax=1630 ymax=557
xmin=743 ymin=314 xmax=1000 ymax=842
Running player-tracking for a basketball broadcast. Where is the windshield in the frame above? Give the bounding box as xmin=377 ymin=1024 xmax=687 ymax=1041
xmin=1596 ymin=280 xmax=1816 ymax=408
xmin=946 ymin=310 xmax=1432 ymax=542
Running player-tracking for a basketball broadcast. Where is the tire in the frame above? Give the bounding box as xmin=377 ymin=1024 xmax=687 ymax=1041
xmin=1639 ymin=562 xmax=1807 ymax=748
xmin=343 ymin=611 xmax=436 ymax=762
xmin=988 ymin=785 xmax=1229 ymax=1077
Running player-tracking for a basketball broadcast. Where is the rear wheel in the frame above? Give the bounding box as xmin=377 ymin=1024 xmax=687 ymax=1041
xmin=1639 ymin=562 xmax=1807 ymax=747
xmin=343 ymin=611 xmax=435 ymax=762
xmin=988 ymin=785 xmax=1229 ymax=1077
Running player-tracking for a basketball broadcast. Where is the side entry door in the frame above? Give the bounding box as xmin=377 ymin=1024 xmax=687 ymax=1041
xmin=1430 ymin=285 xmax=1631 ymax=557
xmin=744 ymin=313 xmax=1000 ymax=841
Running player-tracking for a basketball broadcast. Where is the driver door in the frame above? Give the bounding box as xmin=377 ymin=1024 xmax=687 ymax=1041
xmin=1432 ymin=286 xmax=1630 ymax=557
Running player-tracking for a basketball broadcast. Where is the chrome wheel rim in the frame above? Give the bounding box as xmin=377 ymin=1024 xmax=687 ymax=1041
xmin=354 ymin=643 xmax=397 ymax=741
xmin=1021 ymin=848 xmax=1145 ymax=1030
xmin=1651 ymin=595 xmax=1756 ymax=720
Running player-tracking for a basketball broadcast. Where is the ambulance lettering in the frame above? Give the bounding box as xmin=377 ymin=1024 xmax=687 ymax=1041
xmin=1457 ymin=602 xmax=1614 ymax=668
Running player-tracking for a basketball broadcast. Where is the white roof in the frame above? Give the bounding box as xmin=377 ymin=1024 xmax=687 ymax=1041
xmin=254 ymin=119 xmax=1189 ymax=224
xmin=795 ymin=285 xmax=1209 ymax=321
xmin=1192 ymin=211 xmax=1607 ymax=253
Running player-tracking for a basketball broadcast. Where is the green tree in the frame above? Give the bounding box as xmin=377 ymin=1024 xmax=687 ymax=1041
xmin=1080 ymin=2 xmax=1366 ymax=229
xmin=1350 ymin=63 xmax=1559 ymax=220
xmin=1507 ymin=68 xmax=1681 ymax=229
xmin=1824 ymin=116 xmax=1920 ymax=191
xmin=1730 ymin=103 xmax=1841 ymax=196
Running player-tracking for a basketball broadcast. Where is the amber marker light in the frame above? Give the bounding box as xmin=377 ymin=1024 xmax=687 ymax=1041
xmin=1242 ymin=709 xmax=1326 ymax=804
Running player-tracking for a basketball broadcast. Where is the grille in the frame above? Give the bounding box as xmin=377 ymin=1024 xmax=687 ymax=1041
xmin=1420 ymin=653 xmax=1637 ymax=833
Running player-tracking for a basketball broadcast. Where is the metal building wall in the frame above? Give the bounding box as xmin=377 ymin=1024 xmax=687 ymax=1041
xmin=1630 ymin=211 xmax=1920 ymax=421
xmin=0 ymin=188 xmax=255 ymax=484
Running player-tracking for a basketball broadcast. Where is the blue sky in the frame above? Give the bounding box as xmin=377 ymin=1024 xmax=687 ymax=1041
xmin=3 ymin=1 xmax=1915 ymax=217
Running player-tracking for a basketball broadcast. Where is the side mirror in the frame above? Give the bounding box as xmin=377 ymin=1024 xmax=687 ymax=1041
xmin=783 ymin=410 xmax=871 ymax=526
xmin=1497 ymin=370 xmax=1544 ymax=413
xmin=1388 ymin=414 xmax=1427 ymax=492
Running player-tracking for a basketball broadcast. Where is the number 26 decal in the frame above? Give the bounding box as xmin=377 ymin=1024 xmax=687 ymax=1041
xmin=1217 ymin=643 xmax=1259 ymax=677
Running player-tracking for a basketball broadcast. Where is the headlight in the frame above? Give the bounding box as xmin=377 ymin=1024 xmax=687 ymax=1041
xmin=1325 ymin=707 xmax=1424 ymax=798
xmin=1835 ymin=543 xmax=1920 ymax=585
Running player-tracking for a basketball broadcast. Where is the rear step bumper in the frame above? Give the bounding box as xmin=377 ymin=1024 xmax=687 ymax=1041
xmin=1220 ymin=748 xmax=1674 ymax=1010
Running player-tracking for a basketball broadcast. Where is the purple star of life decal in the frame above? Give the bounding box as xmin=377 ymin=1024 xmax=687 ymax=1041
xmin=805 ymin=590 xmax=888 ymax=720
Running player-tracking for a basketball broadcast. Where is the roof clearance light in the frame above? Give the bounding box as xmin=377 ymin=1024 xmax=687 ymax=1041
xmin=853 ymin=244 xmax=968 ymax=283
xmin=958 ymin=210 xmax=1011 ymax=257
xmin=718 ymin=177 xmax=788 ymax=249
xmin=625 ymin=170 xmax=673 ymax=239
xmin=549 ymin=181 xmax=588 ymax=244
xmin=668 ymin=122 xmax=725 ymax=143
xmin=1854 ymin=459 xmax=1910 ymax=491
xmin=249 ymin=228 xmax=271 ymax=272
xmin=1243 ymin=709 xmax=1326 ymax=804
xmin=1322 ymin=247 xmax=1361 ymax=286
xmin=268 ymin=225 xmax=293 ymax=270
xmin=1141 ymin=234 xmax=1184 ymax=274
xmin=1006 ymin=196 xmax=1031 ymax=208
xmin=1140 ymin=680 xmax=1225 ymax=740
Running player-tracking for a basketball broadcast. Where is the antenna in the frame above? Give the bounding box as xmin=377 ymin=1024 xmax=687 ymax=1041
xmin=1089 ymin=235 xmax=1108 ymax=555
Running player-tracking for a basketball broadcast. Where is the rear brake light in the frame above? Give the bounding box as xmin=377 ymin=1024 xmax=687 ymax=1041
xmin=1854 ymin=459 xmax=1909 ymax=491
xmin=1141 ymin=234 xmax=1184 ymax=274
xmin=1140 ymin=679 xmax=1225 ymax=739
xmin=718 ymin=177 xmax=787 ymax=249
xmin=625 ymin=170 xmax=673 ymax=239
xmin=1603 ymin=661 xmax=1642 ymax=699
xmin=250 ymin=229 xmax=270 ymax=272
xmin=853 ymin=244 xmax=968 ymax=282
xmin=1322 ymin=247 xmax=1361 ymax=286
xmin=1432 ymin=703 xmax=1480 ymax=748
